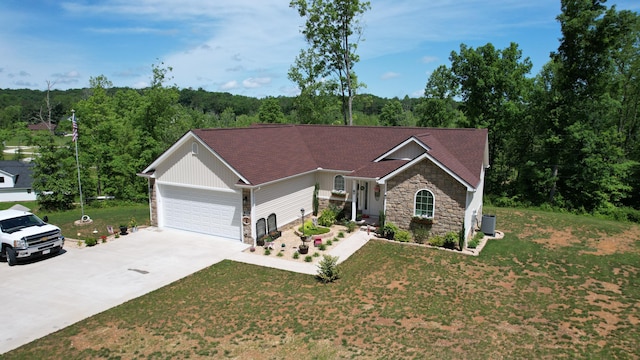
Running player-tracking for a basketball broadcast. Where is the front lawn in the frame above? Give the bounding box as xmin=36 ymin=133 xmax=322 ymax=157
xmin=3 ymin=207 xmax=640 ymax=359
xmin=0 ymin=201 xmax=149 ymax=242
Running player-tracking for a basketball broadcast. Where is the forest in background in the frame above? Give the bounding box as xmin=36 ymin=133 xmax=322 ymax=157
xmin=0 ymin=0 xmax=638 ymax=221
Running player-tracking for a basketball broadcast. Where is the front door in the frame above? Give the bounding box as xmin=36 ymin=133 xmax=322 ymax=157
xmin=356 ymin=181 xmax=383 ymax=217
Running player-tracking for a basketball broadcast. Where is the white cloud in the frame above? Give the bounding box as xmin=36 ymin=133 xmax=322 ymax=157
xmin=242 ymin=77 xmax=271 ymax=89
xmin=421 ymin=56 xmax=438 ymax=64
xmin=51 ymin=70 xmax=82 ymax=84
xmin=381 ymin=72 xmax=400 ymax=80
xmin=220 ymin=80 xmax=239 ymax=90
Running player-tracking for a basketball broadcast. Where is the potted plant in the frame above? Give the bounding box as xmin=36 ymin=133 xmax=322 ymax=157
xmin=119 ymin=224 xmax=128 ymax=235
xmin=256 ymin=235 xmax=270 ymax=247
xmin=298 ymin=243 xmax=309 ymax=254
xmin=411 ymin=216 xmax=434 ymax=226
xmin=129 ymin=217 xmax=138 ymax=232
xmin=383 ymin=223 xmax=399 ymax=240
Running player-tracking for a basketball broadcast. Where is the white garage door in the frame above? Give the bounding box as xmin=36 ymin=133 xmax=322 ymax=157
xmin=160 ymin=185 xmax=241 ymax=241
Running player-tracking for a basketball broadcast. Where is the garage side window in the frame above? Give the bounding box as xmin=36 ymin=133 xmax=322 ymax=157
xmin=333 ymin=175 xmax=345 ymax=193
xmin=192 ymin=142 xmax=198 ymax=155
xmin=414 ymin=189 xmax=434 ymax=218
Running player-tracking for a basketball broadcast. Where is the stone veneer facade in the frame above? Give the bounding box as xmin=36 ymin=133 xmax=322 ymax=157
xmin=242 ymin=189 xmax=253 ymax=245
xmin=385 ymin=159 xmax=466 ymax=236
xmin=149 ymin=178 xmax=158 ymax=227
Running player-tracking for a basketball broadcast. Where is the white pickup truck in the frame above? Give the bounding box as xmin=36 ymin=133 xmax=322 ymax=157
xmin=0 ymin=209 xmax=65 ymax=266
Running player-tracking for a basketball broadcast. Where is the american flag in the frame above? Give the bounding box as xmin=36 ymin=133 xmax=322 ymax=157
xmin=72 ymin=112 xmax=78 ymax=142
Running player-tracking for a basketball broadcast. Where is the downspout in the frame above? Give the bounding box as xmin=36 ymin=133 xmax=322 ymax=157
xmin=351 ymin=181 xmax=358 ymax=221
xmin=382 ymin=181 xmax=387 ymax=218
xmin=148 ymin=178 xmax=153 ymax=226
xmin=250 ymin=187 xmax=261 ymax=246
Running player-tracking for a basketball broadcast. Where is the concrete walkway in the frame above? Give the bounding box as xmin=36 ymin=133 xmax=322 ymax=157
xmin=0 ymin=226 xmax=372 ymax=354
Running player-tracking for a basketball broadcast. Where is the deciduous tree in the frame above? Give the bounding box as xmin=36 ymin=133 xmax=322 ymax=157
xmin=290 ymin=0 xmax=370 ymax=126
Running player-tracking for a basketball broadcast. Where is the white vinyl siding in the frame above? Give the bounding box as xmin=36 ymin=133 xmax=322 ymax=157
xmin=0 ymin=188 xmax=37 ymax=202
xmin=316 ymin=172 xmax=352 ymax=200
xmin=154 ymin=140 xmax=238 ymax=190
xmin=386 ymin=142 xmax=426 ymax=160
xmin=254 ymin=174 xmax=315 ymax=231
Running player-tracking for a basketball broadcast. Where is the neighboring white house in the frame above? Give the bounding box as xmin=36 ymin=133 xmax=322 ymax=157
xmin=139 ymin=124 xmax=489 ymax=246
xmin=0 ymin=161 xmax=37 ymax=202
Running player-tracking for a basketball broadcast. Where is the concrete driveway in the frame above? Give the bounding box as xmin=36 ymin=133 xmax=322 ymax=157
xmin=0 ymin=227 xmax=248 ymax=354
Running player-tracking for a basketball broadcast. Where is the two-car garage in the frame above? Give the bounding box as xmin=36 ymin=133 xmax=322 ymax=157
xmin=158 ymin=184 xmax=242 ymax=241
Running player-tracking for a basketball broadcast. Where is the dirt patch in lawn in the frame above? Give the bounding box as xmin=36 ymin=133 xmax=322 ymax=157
xmin=529 ymin=225 xmax=640 ymax=255
xmin=580 ymin=227 xmax=640 ymax=255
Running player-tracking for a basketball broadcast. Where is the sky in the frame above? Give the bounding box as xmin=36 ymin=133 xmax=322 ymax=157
xmin=1 ymin=0 xmax=638 ymax=99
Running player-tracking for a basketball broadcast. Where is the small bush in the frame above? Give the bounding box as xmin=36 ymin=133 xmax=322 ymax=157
xmin=428 ymin=235 xmax=444 ymax=247
xmin=299 ymin=220 xmax=330 ymax=236
xmin=468 ymin=231 xmax=484 ymax=249
xmin=326 ymin=239 xmax=333 ymax=246
xmin=338 ymin=232 xmax=345 ymax=238
xmin=443 ymin=232 xmax=458 ymax=249
xmin=318 ymin=207 xmax=338 ymax=227
xmin=383 ymin=222 xmax=399 ymax=240
xmin=304 ymin=255 xmax=313 ymax=262
xmin=412 ymin=227 xmax=430 ymax=244
xmin=264 ymin=249 xmax=271 ymax=256
xmin=313 ymin=252 xmax=320 ymax=257
xmin=277 ymin=251 xmax=284 ymax=257
xmin=395 ymin=230 xmax=411 ymax=242
xmin=319 ymin=244 xmax=327 ymax=251
xmin=293 ymin=252 xmax=300 ymax=259
xmin=85 ymin=238 xmax=97 ymax=247
xmin=316 ymin=254 xmax=341 ymax=283
xmin=344 ymin=221 xmax=357 ymax=233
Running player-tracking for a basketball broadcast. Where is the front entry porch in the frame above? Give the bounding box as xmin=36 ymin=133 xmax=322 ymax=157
xmin=349 ymin=179 xmax=383 ymax=226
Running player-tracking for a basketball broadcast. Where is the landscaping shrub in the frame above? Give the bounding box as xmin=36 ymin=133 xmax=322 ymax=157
xmin=85 ymin=238 xmax=97 ymax=247
xmin=383 ymin=222 xmax=399 ymax=240
xmin=299 ymin=220 xmax=330 ymax=236
xmin=468 ymin=231 xmax=484 ymax=249
xmin=395 ymin=230 xmax=411 ymax=242
xmin=293 ymin=252 xmax=300 ymax=259
xmin=412 ymin=227 xmax=430 ymax=244
xmin=304 ymin=255 xmax=313 ymax=262
xmin=318 ymin=205 xmax=339 ymax=227
xmin=316 ymin=254 xmax=341 ymax=283
xmin=319 ymin=244 xmax=327 ymax=251
xmin=344 ymin=220 xmax=357 ymax=233
xmin=443 ymin=232 xmax=458 ymax=249
xmin=428 ymin=235 xmax=444 ymax=247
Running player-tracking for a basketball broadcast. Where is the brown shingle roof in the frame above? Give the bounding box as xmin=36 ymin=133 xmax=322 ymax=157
xmin=191 ymin=125 xmax=487 ymax=188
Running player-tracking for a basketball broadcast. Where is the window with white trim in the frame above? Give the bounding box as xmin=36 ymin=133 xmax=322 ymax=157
xmin=333 ymin=175 xmax=345 ymax=193
xmin=414 ymin=189 xmax=434 ymax=218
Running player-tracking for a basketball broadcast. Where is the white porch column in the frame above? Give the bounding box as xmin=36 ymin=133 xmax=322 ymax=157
xmin=351 ymin=180 xmax=358 ymax=221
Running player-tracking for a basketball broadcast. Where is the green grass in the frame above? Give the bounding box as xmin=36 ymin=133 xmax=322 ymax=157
xmin=0 ymin=201 xmax=149 ymax=241
xmin=3 ymin=206 xmax=640 ymax=359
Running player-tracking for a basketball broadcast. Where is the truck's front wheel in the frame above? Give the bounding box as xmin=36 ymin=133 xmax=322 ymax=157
xmin=6 ymin=247 xmax=17 ymax=266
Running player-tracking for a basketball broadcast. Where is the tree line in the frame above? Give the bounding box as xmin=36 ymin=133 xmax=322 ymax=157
xmin=0 ymin=0 xmax=638 ymax=219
